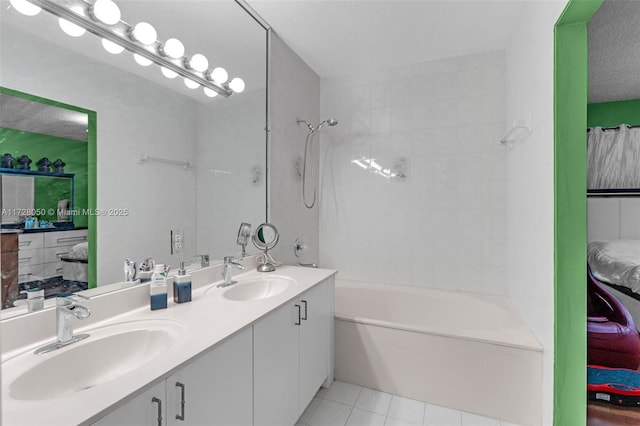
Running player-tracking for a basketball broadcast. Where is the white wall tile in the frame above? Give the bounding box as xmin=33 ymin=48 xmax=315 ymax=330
xmin=320 ymin=51 xmax=507 ymax=295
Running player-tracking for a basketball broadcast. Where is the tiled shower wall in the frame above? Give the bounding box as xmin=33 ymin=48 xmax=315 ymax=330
xmin=319 ymin=51 xmax=507 ymax=295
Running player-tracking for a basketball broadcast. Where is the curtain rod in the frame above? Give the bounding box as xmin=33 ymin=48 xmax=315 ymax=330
xmin=587 ymin=124 xmax=640 ymax=132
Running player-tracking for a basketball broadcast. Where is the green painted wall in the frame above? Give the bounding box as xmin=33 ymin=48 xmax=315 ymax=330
xmin=0 ymin=127 xmax=88 ymax=226
xmin=554 ymin=1 xmax=602 ymax=425
xmin=587 ymin=99 xmax=640 ymax=127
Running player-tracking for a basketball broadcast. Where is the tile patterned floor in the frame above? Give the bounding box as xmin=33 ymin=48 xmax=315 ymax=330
xmin=297 ymin=381 xmax=525 ymax=426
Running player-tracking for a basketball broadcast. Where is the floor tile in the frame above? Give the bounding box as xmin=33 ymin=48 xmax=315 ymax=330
xmin=460 ymin=411 xmax=501 ymax=426
xmin=324 ymin=381 xmax=363 ymax=407
xmin=345 ymin=408 xmax=387 ymax=426
xmin=424 ymin=403 xmax=462 ymax=426
xmin=300 ymin=397 xmax=322 ymax=424
xmin=355 ymin=388 xmax=393 ymax=416
xmin=387 ymin=395 xmax=426 ymax=425
xmin=384 ymin=417 xmax=422 ymax=426
xmin=308 ymin=399 xmax=353 ymax=426
xmin=316 ymin=386 xmax=329 ymax=399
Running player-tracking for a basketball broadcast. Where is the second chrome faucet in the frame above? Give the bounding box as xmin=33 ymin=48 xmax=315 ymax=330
xmin=218 ymin=256 xmax=245 ymax=287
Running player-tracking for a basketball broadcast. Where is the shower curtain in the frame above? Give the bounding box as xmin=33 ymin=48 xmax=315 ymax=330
xmin=587 ymin=125 xmax=640 ymax=189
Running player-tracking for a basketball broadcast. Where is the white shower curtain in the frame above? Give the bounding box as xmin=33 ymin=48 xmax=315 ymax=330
xmin=587 ymin=125 xmax=640 ymax=189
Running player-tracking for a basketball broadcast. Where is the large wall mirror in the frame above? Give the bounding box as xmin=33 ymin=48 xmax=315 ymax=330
xmin=0 ymin=0 xmax=268 ymax=315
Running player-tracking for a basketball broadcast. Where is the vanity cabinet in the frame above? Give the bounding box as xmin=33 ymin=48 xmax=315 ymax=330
xmin=92 ymin=327 xmax=253 ymax=426
xmin=92 ymin=381 xmax=166 ymax=426
xmin=254 ymin=279 xmax=330 ymax=426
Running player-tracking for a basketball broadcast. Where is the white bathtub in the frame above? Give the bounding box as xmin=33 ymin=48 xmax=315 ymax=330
xmin=334 ymin=280 xmax=543 ymax=426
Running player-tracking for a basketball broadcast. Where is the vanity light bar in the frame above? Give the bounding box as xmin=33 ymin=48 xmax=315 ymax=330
xmin=26 ymin=0 xmax=235 ymax=98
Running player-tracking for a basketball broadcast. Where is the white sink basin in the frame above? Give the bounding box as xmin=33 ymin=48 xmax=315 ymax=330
xmin=4 ymin=319 xmax=186 ymax=401
xmin=218 ymin=276 xmax=296 ymax=301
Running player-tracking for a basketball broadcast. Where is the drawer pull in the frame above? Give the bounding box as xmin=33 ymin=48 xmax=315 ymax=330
xmin=19 ymin=241 xmax=32 ymax=247
xmin=301 ymin=299 xmax=308 ymax=320
xmin=175 ymin=382 xmax=186 ymax=421
xmin=56 ymin=252 xmax=69 ymax=258
xmin=56 ymin=268 xmax=63 ymax=274
xmin=56 ymin=236 xmax=86 ymax=243
xmin=151 ymin=397 xmax=163 ymax=426
xmin=295 ymin=304 xmax=301 ymax=326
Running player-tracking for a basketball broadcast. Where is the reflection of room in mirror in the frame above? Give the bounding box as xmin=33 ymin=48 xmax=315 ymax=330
xmin=0 ymin=0 xmax=268 ymax=316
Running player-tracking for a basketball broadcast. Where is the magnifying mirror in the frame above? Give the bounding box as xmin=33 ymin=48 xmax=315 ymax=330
xmin=252 ymin=223 xmax=279 ymax=272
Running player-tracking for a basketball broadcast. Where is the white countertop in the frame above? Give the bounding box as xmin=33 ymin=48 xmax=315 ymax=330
xmin=1 ymin=264 xmax=336 ymax=426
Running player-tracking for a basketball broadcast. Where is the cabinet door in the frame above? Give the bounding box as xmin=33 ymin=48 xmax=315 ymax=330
xmin=254 ymin=301 xmax=300 ymax=426
xmin=299 ymin=280 xmax=330 ymax=414
xmin=92 ymin=381 xmax=166 ymax=426
xmin=166 ymin=327 xmax=253 ymax=426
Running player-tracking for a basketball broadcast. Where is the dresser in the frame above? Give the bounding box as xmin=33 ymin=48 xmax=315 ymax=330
xmin=18 ymin=229 xmax=88 ymax=284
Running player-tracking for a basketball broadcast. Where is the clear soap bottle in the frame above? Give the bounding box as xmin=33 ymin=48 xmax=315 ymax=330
xmin=173 ymin=261 xmax=192 ymax=304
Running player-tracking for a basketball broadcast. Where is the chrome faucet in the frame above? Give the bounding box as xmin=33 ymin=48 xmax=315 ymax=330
xmin=218 ymin=256 xmax=245 ymax=287
xmin=195 ymin=254 xmax=210 ymax=268
xmin=34 ymin=293 xmax=91 ymax=355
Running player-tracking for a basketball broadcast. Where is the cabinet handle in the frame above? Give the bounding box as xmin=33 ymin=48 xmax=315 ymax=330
xmin=301 ymin=299 xmax=308 ymax=320
xmin=56 ymin=236 xmax=86 ymax=243
xmin=56 ymin=252 xmax=69 ymax=258
xmin=151 ymin=397 xmax=163 ymax=426
xmin=295 ymin=304 xmax=301 ymax=325
xmin=175 ymin=381 xmax=186 ymax=421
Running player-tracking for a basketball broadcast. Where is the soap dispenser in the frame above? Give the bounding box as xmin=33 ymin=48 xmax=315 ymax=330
xmin=150 ymin=263 xmax=168 ymax=310
xmin=173 ymin=261 xmax=192 ymax=304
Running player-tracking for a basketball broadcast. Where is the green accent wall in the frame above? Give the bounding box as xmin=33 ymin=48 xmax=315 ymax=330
xmin=0 ymin=86 xmax=97 ymax=288
xmin=554 ymin=1 xmax=602 ymax=425
xmin=587 ymin=99 xmax=640 ymax=127
xmin=0 ymin=127 xmax=88 ymax=226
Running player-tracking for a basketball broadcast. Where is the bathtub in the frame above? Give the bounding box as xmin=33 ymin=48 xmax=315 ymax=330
xmin=334 ymin=280 xmax=543 ymax=426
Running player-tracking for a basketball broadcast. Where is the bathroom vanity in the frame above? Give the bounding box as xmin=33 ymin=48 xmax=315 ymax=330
xmin=0 ymin=261 xmax=336 ymax=426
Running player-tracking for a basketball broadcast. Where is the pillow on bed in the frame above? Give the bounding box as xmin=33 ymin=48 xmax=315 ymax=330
xmin=588 ymin=240 xmax=640 ymax=294
xmin=67 ymin=241 xmax=89 ymax=260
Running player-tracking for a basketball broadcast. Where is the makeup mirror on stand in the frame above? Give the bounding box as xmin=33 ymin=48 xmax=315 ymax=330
xmin=252 ymin=223 xmax=278 ymax=272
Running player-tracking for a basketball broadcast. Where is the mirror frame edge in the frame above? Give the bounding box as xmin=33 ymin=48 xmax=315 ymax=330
xmin=0 ymin=86 xmax=97 ymax=288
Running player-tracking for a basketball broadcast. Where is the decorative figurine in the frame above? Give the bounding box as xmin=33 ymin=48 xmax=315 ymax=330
xmin=1 ymin=153 xmax=15 ymax=168
xmin=17 ymin=155 xmax=32 ymax=170
xmin=36 ymin=157 xmax=51 ymax=173
xmin=53 ymin=159 xmax=66 ymax=174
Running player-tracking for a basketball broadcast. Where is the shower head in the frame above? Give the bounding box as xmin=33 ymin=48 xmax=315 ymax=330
xmin=316 ymin=118 xmax=339 ymax=130
xmin=297 ymin=118 xmax=338 ymax=133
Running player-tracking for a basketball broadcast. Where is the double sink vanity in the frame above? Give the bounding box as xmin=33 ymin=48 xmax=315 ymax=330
xmin=1 ymin=258 xmax=336 ymax=426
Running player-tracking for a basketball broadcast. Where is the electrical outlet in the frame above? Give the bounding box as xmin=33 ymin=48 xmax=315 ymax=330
xmin=171 ymin=229 xmax=183 ymax=255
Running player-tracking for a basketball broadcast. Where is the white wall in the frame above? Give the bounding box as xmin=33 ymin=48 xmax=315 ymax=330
xmin=268 ymin=33 xmax=321 ymax=266
xmin=505 ymin=2 xmax=567 ymax=425
xmin=1 ymin=26 xmax=198 ymax=285
xmin=319 ymin=51 xmax=507 ymax=294
xmin=196 ymin=89 xmax=267 ymax=261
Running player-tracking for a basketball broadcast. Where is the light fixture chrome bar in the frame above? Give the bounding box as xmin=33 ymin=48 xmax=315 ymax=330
xmin=28 ymin=0 xmax=232 ymax=97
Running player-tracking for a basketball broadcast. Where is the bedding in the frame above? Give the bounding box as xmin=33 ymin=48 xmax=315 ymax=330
xmin=67 ymin=241 xmax=88 ymax=260
xmin=588 ymin=240 xmax=640 ymax=294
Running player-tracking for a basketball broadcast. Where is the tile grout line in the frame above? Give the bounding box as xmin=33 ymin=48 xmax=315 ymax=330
xmin=341 ymin=386 xmax=363 ymax=426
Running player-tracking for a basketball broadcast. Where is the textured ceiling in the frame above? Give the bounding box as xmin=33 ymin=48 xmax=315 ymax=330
xmin=588 ymin=0 xmax=640 ymax=103
xmin=246 ymin=0 xmax=524 ymax=78
xmin=0 ymin=93 xmax=89 ymax=141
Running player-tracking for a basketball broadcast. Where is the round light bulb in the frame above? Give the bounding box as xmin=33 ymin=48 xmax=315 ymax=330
xmin=59 ymin=18 xmax=86 ymax=37
xmin=91 ymin=0 xmax=121 ymax=25
xmin=209 ymin=67 xmax=228 ymax=84
xmin=186 ymin=53 xmax=208 ymax=72
xmin=131 ymin=22 xmax=157 ymax=45
xmin=203 ymin=88 xmax=218 ymax=98
xmin=229 ymin=77 xmax=245 ymax=93
xmin=9 ymin=0 xmax=41 ymax=16
xmin=161 ymin=38 xmax=184 ymax=59
xmin=184 ymin=78 xmax=199 ymax=90
xmin=161 ymin=67 xmax=178 ymax=79
xmin=134 ymin=54 xmax=153 ymax=67
xmin=101 ymin=38 xmax=124 ymax=54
